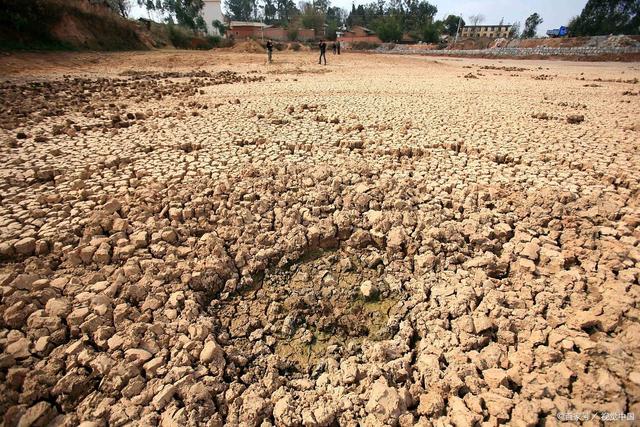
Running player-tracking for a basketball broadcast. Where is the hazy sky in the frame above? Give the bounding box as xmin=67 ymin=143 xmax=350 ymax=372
xmin=431 ymin=0 xmax=587 ymax=32
xmin=130 ymin=0 xmax=588 ymax=35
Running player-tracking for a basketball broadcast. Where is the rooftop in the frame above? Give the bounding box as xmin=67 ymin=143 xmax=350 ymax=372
xmin=228 ymin=21 xmax=270 ymax=28
xmin=462 ymin=24 xmax=512 ymax=28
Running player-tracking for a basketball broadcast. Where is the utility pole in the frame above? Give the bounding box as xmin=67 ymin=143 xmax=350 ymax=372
xmin=454 ymin=14 xmax=462 ymax=44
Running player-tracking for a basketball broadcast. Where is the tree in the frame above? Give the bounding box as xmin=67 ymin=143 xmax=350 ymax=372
xmin=326 ymin=6 xmax=347 ymax=26
xmin=373 ymin=15 xmax=403 ymax=41
xmin=521 ymin=12 xmax=543 ymax=38
xmin=224 ymin=0 xmax=257 ymax=20
xmin=568 ymin=0 xmax=640 ymax=36
xmin=467 ymin=14 xmax=484 ymax=36
xmin=441 ymin=14 xmax=464 ymax=36
xmin=107 ymin=0 xmax=132 ymax=17
xmin=509 ymin=21 xmax=521 ymax=38
xmin=326 ymin=20 xmax=338 ymax=39
xmin=468 ymin=14 xmax=485 ymax=25
xmin=299 ymin=1 xmax=324 ymax=33
xmin=401 ymin=0 xmax=438 ymax=32
xmin=417 ymin=20 xmax=441 ymax=42
xmin=136 ymin=0 xmax=207 ymax=31
xmin=276 ymin=0 xmax=299 ymax=25
xmin=212 ymin=19 xmax=226 ymax=35
xmin=313 ymin=0 xmax=330 ymax=14
xmin=263 ymin=0 xmax=277 ymax=23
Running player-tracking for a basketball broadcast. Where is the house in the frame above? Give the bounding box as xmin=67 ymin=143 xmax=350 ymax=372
xmin=458 ymin=24 xmax=512 ymax=39
xmin=350 ymin=26 xmax=376 ymax=37
xmin=227 ymin=21 xmax=270 ymax=39
xmin=201 ymin=0 xmax=225 ymax=35
xmin=263 ymin=27 xmax=315 ymax=41
xmin=337 ymin=26 xmax=382 ymax=44
xmin=227 ymin=22 xmax=315 ymax=41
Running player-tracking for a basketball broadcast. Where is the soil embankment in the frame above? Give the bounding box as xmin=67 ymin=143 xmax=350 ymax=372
xmin=0 ymin=0 xmax=151 ymax=51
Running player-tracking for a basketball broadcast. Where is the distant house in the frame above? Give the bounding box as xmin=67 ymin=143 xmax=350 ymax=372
xmin=458 ymin=25 xmax=512 ymax=39
xmin=227 ymin=21 xmax=269 ymax=39
xmin=264 ymin=27 xmax=315 ymax=41
xmin=337 ymin=26 xmax=382 ymax=44
xmin=227 ymin=21 xmax=315 ymax=41
xmin=201 ymin=0 xmax=224 ymax=35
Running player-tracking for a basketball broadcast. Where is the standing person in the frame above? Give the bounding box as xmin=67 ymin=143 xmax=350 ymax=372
xmin=336 ymin=40 xmax=341 ymax=55
xmin=266 ymin=39 xmax=273 ymax=63
xmin=332 ymin=42 xmax=337 ymax=54
xmin=318 ymin=39 xmax=327 ymax=65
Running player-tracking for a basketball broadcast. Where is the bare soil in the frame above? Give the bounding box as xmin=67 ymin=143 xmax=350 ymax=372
xmin=1 ymin=50 xmax=639 ymax=426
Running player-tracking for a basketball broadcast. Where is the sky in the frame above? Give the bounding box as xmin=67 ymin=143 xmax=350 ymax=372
xmin=430 ymin=0 xmax=588 ymax=33
xmin=130 ymin=0 xmax=588 ymax=36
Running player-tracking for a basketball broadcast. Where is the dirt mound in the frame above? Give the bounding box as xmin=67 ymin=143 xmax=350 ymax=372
xmin=231 ymin=39 xmax=265 ymax=53
xmin=508 ymin=37 xmax=590 ymax=49
xmin=448 ymin=37 xmax=494 ymax=50
xmin=286 ymin=42 xmax=311 ymax=51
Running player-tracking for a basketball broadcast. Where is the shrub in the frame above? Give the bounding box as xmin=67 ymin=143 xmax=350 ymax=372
xmin=167 ymin=23 xmax=192 ymax=48
xmin=287 ymin=27 xmax=299 ymax=41
xmin=372 ymin=15 xmax=403 ymax=42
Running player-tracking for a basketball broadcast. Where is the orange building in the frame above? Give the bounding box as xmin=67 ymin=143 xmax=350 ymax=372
xmin=227 ymin=21 xmax=268 ymax=39
xmin=228 ymin=21 xmax=315 ymax=42
xmin=337 ymin=26 xmax=382 ymax=44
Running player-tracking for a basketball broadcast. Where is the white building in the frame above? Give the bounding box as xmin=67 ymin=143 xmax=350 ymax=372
xmin=201 ymin=0 xmax=224 ymax=35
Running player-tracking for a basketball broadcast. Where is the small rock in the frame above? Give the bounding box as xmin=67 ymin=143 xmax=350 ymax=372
xmin=360 ymin=280 xmax=378 ymax=299
xmin=14 ymin=237 xmax=36 ymax=255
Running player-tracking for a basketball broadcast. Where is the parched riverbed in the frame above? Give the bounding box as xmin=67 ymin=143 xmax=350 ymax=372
xmin=0 ymin=50 xmax=639 ymax=426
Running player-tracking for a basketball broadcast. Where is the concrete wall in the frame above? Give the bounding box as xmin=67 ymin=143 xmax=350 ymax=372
xmin=380 ymin=45 xmax=640 ymax=58
xmin=202 ymin=0 xmax=224 ymax=35
xmin=338 ymin=35 xmax=382 ymax=44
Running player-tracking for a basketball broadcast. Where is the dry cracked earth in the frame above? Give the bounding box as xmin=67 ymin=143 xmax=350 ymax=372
xmin=0 ymin=51 xmax=639 ymax=426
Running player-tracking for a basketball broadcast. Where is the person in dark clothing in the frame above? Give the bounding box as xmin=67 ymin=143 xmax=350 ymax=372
xmin=318 ymin=40 xmax=327 ymax=65
xmin=332 ymin=42 xmax=337 ymax=54
xmin=266 ymin=39 xmax=273 ymax=63
xmin=336 ymin=40 xmax=341 ymax=55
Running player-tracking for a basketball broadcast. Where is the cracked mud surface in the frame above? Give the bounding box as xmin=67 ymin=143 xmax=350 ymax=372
xmin=0 ymin=51 xmax=639 ymax=426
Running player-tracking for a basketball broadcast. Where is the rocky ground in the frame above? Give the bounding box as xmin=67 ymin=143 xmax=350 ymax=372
xmin=0 ymin=51 xmax=639 ymax=426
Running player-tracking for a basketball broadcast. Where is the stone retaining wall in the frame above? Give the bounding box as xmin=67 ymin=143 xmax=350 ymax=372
xmin=379 ymin=46 xmax=640 ymax=58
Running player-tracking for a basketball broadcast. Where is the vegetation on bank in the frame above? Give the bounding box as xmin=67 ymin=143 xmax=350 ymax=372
xmin=0 ymin=0 xmax=230 ymax=51
xmin=0 ymin=0 xmax=146 ymax=50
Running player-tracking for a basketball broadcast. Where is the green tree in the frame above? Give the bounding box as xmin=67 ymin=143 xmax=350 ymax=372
xmin=263 ymin=0 xmax=277 ymax=23
xmin=441 ymin=14 xmax=464 ymax=36
xmin=314 ymin=0 xmax=330 ymax=14
xmin=224 ymin=0 xmax=257 ymax=20
xmin=276 ymin=0 xmax=299 ymax=24
xmin=521 ymin=12 xmax=543 ymax=38
xmin=373 ymin=15 xmax=403 ymax=42
xmin=326 ymin=20 xmax=338 ymax=39
xmin=568 ymin=0 xmax=639 ymax=35
xmin=136 ymin=0 xmax=207 ymax=31
xmin=299 ymin=1 xmax=324 ymax=33
xmin=417 ymin=20 xmax=441 ymax=42
xmin=212 ymin=19 xmax=226 ymax=35
xmin=326 ymin=6 xmax=347 ymax=26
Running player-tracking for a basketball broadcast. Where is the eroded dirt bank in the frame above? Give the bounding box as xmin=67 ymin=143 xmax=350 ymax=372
xmin=1 ymin=51 xmax=639 ymax=426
